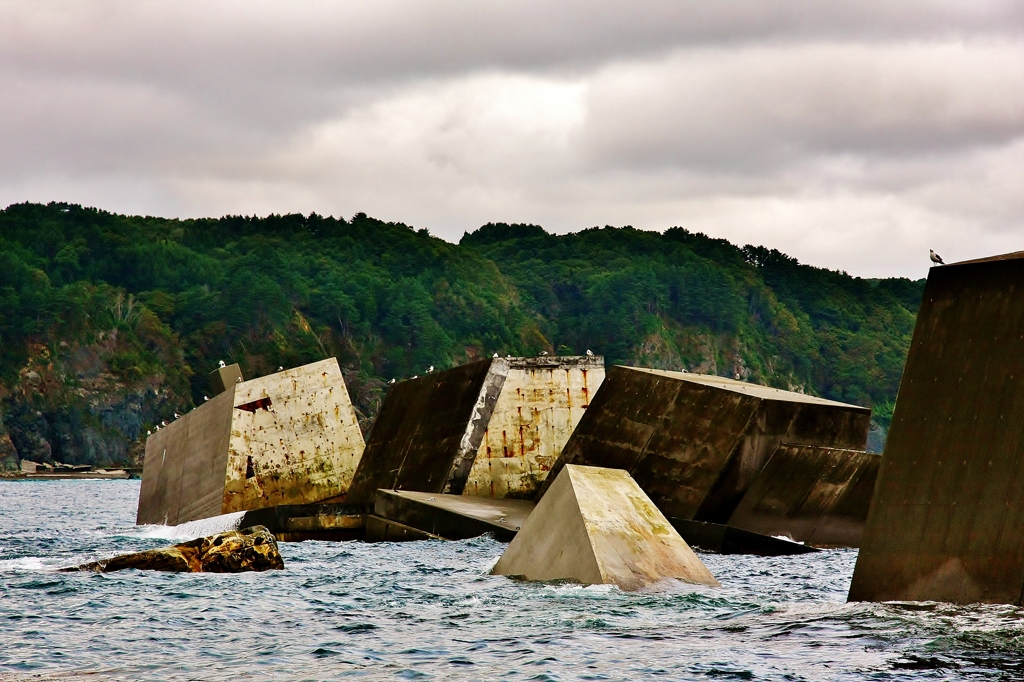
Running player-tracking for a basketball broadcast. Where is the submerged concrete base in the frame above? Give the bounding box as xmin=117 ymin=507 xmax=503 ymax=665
xmin=492 ymin=465 xmax=720 ymax=591
xmin=238 ymin=503 xmax=365 ymax=542
xmin=371 ymin=490 xmax=534 ymax=542
xmin=669 ymin=519 xmax=817 ymax=556
xmin=365 ymin=516 xmax=442 ymax=542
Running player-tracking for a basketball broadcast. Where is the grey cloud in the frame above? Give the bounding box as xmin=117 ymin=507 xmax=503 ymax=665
xmin=1 ymin=1 xmax=1022 ymax=278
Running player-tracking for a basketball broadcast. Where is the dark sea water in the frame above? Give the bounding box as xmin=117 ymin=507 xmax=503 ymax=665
xmin=2 ymin=481 xmax=1024 ymax=681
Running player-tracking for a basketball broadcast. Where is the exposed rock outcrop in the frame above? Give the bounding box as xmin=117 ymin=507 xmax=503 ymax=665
xmin=61 ymin=526 xmax=284 ymax=573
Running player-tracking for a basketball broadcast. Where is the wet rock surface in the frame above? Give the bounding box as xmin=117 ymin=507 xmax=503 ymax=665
xmin=61 ymin=525 xmax=284 ymax=573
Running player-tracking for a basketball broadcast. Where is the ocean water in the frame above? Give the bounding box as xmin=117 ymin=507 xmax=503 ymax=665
xmin=2 ymin=482 xmax=1024 ymax=681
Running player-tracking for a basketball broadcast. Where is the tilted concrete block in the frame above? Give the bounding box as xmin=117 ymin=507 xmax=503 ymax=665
xmin=849 ymin=251 xmax=1024 ymax=605
xmin=539 ymin=367 xmax=870 ymax=524
xmin=492 ymin=464 xmax=720 ymax=591
xmin=728 ymin=444 xmax=879 ymax=547
xmin=137 ymin=358 xmax=365 ymax=526
xmin=346 ymin=356 xmax=604 ymax=505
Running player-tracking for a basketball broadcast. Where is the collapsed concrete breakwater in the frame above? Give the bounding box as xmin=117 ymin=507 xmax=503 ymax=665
xmin=135 ymin=349 xmax=884 ymax=581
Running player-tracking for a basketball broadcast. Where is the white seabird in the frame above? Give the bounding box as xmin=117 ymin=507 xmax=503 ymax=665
xmin=930 ymin=249 xmax=945 ymax=265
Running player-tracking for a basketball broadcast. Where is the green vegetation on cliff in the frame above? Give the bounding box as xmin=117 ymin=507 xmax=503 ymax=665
xmin=0 ymin=202 xmax=922 ymax=467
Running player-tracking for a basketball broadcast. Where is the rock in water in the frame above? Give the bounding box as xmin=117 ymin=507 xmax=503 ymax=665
xmin=62 ymin=526 xmax=284 ymax=573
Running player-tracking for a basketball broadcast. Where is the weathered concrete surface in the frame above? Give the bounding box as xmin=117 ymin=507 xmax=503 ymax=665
xmin=492 ymin=465 xmax=719 ymax=590
xmin=463 ymin=357 xmax=604 ymax=498
xmin=137 ymin=358 xmax=365 ymax=526
xmin=209 ymin=363 xmax=244 ymax=395
xmin=539 ymin=367 xmax=870 ymax=524
xmin=238 ymin=502 xmax=365 ymax=542
xmin=849 ymin=252 xmax=1024 ymax=605
xmin=372 ymin=490 xmax=534 ymax=541
xmin=347 ymin=356 xmax=603 ymax=505
xmin=62 ymin=525 xmax=284 ymax=573
xmin=728 ymin=445 xmax=879 ymax=547
xmin=669 ymin=519 xmax=817 ymax=556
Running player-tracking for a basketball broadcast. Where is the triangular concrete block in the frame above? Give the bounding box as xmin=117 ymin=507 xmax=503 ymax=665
xmin=492 ymin=465 xmax=720 ymax=590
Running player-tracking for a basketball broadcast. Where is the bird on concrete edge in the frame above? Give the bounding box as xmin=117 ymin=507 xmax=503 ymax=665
xmin=539 ymin=351 xmax=549 ymax=356
xmin=173 ymin=412 xmax=180 ymax=419
xmin=277 ymin=366 xmax=283 ymax=372
xmin=219 ymin=360 xmax=226 ymax=368
xmin=203 ymin=395 xmax=209 ymax=402
xmin=492 ymin=353 xmax=499 ymax=358
xmin=427 ymin=366 xmax=434 ymax=373
xmin=412 ymin=375 xmax=418 ymax=380
xmin=147 ymin=430 xmax=151 ymax=436
xmin=161 ymin=421 xmax=167 ymax=426
xmin=586 ymin=349 xmax=594 ymax=357
xmin=930 ymin=249 xmax=945 ymax=265
xmin=388 ymin=378 xmax=396 ymax=385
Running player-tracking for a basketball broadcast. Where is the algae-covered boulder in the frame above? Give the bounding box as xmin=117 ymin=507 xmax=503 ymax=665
xmin=62 ymin=526 xmax=284 ymax=573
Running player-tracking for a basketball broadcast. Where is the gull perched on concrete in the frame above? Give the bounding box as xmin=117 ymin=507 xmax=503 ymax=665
xmin=586 ymin=349 xmax=594 ymax=357
xmin=277 ymin=366 xmax=283 ymax=371
xmin=203 ymin=395 xmax=209 ymax=401
xmin=173 ymin=413 xmax=180 ymax=419
xmin=492 ymin=353 xmax=499 ymax=358
xmin=388 ymin=378 xmax=396 ymax=385
xmin=219 ymin=360 xmax=226 ymax=368
xmin=427 ymin=366 xmax=434 ymax=373
xmin=539 ymin=351 xmax=548 ymax=356
xmin=930 ymin=249 xmax=945 ymax=265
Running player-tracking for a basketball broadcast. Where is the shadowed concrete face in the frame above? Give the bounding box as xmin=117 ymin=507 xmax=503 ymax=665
xmin=538 ymin=367 xmax=871 ymax=523
xmin=137 ymin=358 xmax=365 ymax=526
xmin=346 ymin=356 xmax=604 ymax=505
xmin=849 ymin=252 xmax=1024 ymax=605
xmin=728 ymin=445 xmax=880 ymax=547
xmin=492 ymin=464 xmax=719 ymax=591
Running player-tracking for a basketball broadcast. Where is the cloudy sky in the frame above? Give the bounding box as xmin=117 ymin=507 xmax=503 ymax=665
xmin=2 ymin=1 xmax=1022 ymax=277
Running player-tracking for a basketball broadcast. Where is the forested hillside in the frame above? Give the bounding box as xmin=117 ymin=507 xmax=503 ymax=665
xmin=0 ymin=202 xmax=922 ymax=469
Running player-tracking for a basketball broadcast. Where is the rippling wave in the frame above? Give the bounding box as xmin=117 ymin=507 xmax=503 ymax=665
xmin=2 ymin=480 xmax=1024 ymax=681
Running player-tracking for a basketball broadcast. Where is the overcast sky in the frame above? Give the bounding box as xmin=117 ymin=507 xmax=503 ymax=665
xmin=2 ymin=1 xmax=1022 ymax=277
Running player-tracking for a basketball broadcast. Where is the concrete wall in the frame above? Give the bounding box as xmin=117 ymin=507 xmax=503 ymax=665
xmin=136 ymin=389 xmax=235 ymax=525
xmin=345 ymin=359 xmax=505 ymax=505
xmin=462 ymin=356 xmax=604 ymax=499
xmin=540 ymin=366 xmax=871 ymax=523
xmin=849 ymin=252 xmax=1024 ymax=604
xmin=222 ymin=358 xmax=365 ymax=512
xmin=727 ymin=445 xmax=879 ymax=547
xmin=137 ymin=358 xmax=365 ymax=526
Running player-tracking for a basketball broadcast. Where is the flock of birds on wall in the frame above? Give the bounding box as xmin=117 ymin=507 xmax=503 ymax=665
xmin=147 ymin=251 xmax=948 ymax=436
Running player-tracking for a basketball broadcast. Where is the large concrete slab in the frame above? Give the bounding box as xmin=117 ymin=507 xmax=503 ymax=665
xmin=538 ymin=366 xmax=871 ymax=523
xmin=728 ymin=445 xmax=879 ymax=547
xmin=346 ymin=356 xmax=604 ymax=505
xmin=849 ymin=252 xmax=1024 ymax=605
xmin=492 ymin=464 xmax=720 ymax=590
xmin=137 ymin=358 xmax=365 ymax=526
xmin=369 ymin=490 xmax=534 ymax=541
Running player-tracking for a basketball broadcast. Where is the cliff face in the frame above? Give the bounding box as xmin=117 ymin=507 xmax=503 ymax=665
xmin=1 ymin=332 xmax=191 ymax=469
